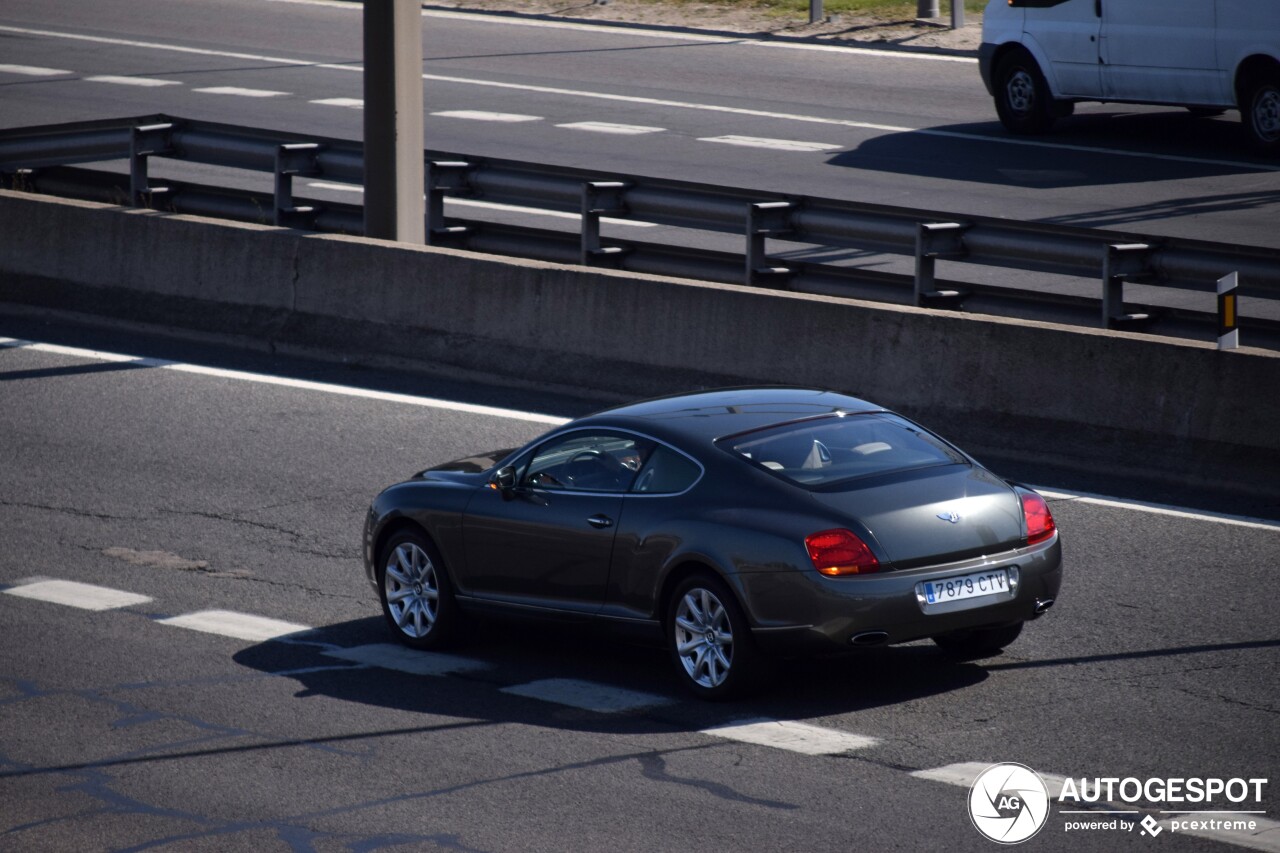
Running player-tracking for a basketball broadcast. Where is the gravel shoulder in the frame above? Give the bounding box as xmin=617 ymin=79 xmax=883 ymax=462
xmin=424 ymin=0 xmax=983 ymax=54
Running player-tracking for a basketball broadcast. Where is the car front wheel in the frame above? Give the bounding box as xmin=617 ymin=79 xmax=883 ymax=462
xmin=1243 ymin=75 xmax=1280 ymax=154
xmin=932 ymin=622 xmax=1024 ymax=659
xmin=994 ymin=49 xmax=1057 ymax=135
xmin=378 ymin=529 xmax=458 ymax=650
xmin=668 ymin=574 xmax=761 ymax=700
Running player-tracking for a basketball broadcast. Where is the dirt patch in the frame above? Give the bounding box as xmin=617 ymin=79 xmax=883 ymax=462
xmin=426 ymin=0 xmax=982 ymax=53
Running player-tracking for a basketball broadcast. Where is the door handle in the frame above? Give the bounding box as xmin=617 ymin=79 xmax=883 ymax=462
xmin=587 ymin=514 xmax=614 ymax=529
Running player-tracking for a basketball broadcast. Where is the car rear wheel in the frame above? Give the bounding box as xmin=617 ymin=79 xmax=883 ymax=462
xmin=668 ymin=574 xmax=760 ymax=700
xmin=994 ymin=49 xmax=1057 ymax=135
xmin=1243 ymin=75 xmax=1280 ymax=154
xmin=932 ymin=622 xmax=1023 ymax=658
xmin=378 ymin=529 xmax=458 ymax=650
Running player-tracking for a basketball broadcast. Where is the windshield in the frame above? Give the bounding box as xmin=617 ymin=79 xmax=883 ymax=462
xmin=719 ymin=413 xmax=966 ymax=487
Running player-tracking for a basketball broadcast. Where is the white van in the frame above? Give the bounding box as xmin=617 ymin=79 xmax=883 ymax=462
xmin=978 ymin=0 xmax=1280 ymax=153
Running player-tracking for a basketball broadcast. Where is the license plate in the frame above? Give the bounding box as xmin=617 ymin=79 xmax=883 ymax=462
xmin=919 ymin=568 xmax=1011 ymax=606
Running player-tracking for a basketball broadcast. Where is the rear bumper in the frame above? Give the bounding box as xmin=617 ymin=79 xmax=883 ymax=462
xmin=742 ymin=536 xmax=1062 ymax=656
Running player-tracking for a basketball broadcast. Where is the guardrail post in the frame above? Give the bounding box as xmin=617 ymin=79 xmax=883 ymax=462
xmin=581 ymin=181 xmax=631 ymax=267
xmin=951 ymin=0 xmax=965 ymax=29
xmin=914 ymin=221 xmax=969 ymax=307
xmin=425 ymin=160 xmax=474 ymax=246
xmin=129 ymin=122 xmax=174 ymax=208
xmin=274 ymin=143 xmax=320 ymax=228
xmin=1103 ymin=243 xmax=1154 ymax=329
xmin=1218 ymin=271 xmax=1240 ymax=350
xmin=746 ymin=201 xmax=795 ymax=287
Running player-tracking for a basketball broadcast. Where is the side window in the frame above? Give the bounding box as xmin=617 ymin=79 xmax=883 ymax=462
xmin=522 ymin=432 xmax=651 ymax=493
xmin=631 ymin=445 xmax=701 ymax=495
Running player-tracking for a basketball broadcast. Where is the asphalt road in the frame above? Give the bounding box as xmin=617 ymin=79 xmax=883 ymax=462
xmin=0 ymin=314 xmax=1277 ymax=852
xmin=2 ymin=0 xmax=1279 ymax=253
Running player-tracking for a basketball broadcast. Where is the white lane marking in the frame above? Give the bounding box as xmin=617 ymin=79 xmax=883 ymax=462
xmin=914 ymin=764 xmax=1280 ymax=851
xmin=911 ymin=762 xmax=1070 ymax=798
xmin=305 ymin=182 xmax=657 ymax=227
xmin=556 ymin=121 xmax=666 ymax=135
xmin=157 ymin=610 xmax=312 ymax=641
xmin=310 ymin=97 xmax=362 ymax=108
xmin=193 ymin=86 xmax=289 ymax=98
xmin=0 ymin=63 xmax=72 ymax=76
xmin=3 ymin=335 xmax=1276 ymax=530
xmin=0 ymin=338 xmax=568 ymax=426
xmin=2 ymin=25 xmax=1274 ymax=171
xmin=4 ymin=579 xmax=152 ymax=611
xmin=85 ymin=75 xmax=181 ymax=87
xmin=698 ymin=135 xmax=841 ymax=152
xmin=323 ymin=643 xmax=490 ymax=676
xmin=431 ymin=110 xmax=542 ymax=123
xmin=701 ymin=718 xmax=878 ymax=755
xmin=500 ymin=678 xmax=675 ymax=712
xmin=1036 ymin=488 xmax=1280 ymax=533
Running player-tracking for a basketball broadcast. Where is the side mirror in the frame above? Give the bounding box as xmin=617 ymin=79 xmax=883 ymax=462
xmin=489 ymin=465 xmax=517 ymax=496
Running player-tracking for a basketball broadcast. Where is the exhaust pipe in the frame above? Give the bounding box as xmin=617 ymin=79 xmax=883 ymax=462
xmin=1033 ymin=598 xmax=1055 ymax=616
xmin=850 ymin=630 xmax=889 ymax=646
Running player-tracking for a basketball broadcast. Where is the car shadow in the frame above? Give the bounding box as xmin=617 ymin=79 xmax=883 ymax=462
xmin=827 ymin=111 xmax=1274 ymax=192
xmin=231 ymin=616 xmax=991 ymax=734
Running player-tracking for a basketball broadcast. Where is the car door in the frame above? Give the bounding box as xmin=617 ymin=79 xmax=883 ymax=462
xmin=1100 ymin=0 xmax=1221 ymax=104
xmin=1022 ymin=0 xmax=1103 ymax=98
xmin=460 ymin=430 xmax=648 ymax=614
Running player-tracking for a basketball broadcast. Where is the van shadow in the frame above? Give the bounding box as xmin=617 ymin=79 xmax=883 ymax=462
xmin=232 ymin=617 xmax=990 ymax=733
xmin=828 ymin=111 xmax=1273 ymax=191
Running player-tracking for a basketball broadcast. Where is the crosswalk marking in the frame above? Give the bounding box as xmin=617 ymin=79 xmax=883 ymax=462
xmin=701 ymin=718 xmax=878 ymax=755
xmin=157 ymin=610 xmax=312 ymax=641
xmin=500 ymin=678 xmax=674 ymax=713
xmin=3 ymin=579 xmax=152 ymax=610
xmin=323 ymin=643 xmax=489 ymax=676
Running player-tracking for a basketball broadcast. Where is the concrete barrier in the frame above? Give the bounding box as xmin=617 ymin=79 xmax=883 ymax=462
xmin=2 ymin=189 xmax=1277 ymax=495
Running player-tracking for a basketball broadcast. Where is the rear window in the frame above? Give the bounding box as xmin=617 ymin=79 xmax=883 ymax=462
xmin=719 ymin=413 xmax=965 ymax=486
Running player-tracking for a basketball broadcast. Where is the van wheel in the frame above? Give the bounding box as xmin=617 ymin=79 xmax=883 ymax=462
xmin=994 ymin=49 xmax=1057 ymax=135
xmin=1243 ymin=75 xmax=1280 ymax=154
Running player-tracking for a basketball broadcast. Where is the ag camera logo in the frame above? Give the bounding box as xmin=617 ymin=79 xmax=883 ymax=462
xmin=969 ymin=763 xmax=1051 ymax=844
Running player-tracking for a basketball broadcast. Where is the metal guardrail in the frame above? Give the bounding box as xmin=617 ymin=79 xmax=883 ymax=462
xmin=3 ymin=114 xmax=1279 ymax=342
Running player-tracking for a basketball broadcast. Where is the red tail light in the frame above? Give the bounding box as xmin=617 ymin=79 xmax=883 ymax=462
xmin=805 ymin=529 xmax=880 ymax=576
xmin=1021 ymin=491 xmax=1056 ymax=545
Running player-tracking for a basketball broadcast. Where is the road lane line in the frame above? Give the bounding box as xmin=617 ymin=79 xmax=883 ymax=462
xmin=698 ymin=135 xmax=841 ymax=152
xmin=701 ymin=718 xmax=878 ymax=755
xmin=193 ymin=86 xmax=289 ymax=98
xmin=0 ymin=338 xmax=568 ymax=425
xmin=0 ymin=63 xmax=72 ymax=76
xmin=157 ymin=610 xmax=312 ymax=641
xmin=500 ymin=678 xmax=675 ymax=712
xmin=3 ymin=24 xmax=1275 ymax=171
xmin=324 ymin=643 xmax=491 ymax=676
xmin=3 ymin=335 xmax=1275 ymax=529
xmin=310 ymin=97 xmax=362 ymax=108
xmin=556 ymin=121 xmax=666 ymax=135
xmin=431 ymin=110 xmax=541 ymax=122
xmin=4 ymin=579 xmax=152 ymax=610
xmin=912 ymin=762 xmax=1070 ymax=798
xmin=85 ymin=75 xmax=181 ymax=87
xmin=1036 ymin=488 xmax=1280 ymax=533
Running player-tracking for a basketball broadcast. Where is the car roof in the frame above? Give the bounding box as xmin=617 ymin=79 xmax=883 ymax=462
xmin=578 ymin=387 xmax=887 ymax=444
